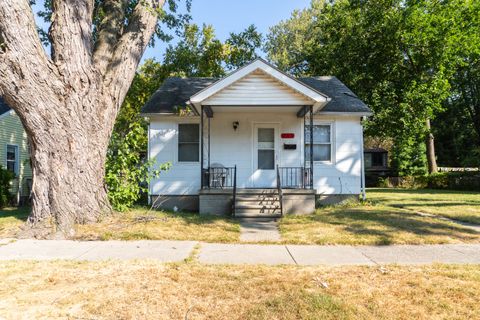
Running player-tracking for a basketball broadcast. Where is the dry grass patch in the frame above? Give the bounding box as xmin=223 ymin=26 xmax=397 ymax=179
xmin=280 ymin=202 xmax=480 ymax=245
xmin=0 ymin=207 xmax=240 ymax=242
xmin=74 ymin=208 xmax=240 ymax=242
xmin=0 ymin=261 xmax=479 ymax=319
xmin=368 ymin=188 xmax=480 ymax=224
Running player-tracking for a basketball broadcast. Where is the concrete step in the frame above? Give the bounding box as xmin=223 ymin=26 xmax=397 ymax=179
xmin=235 ymin=195 xmax=279 ymax=201
xmin=235 ymin=208 xmax=281 ymax=217
xmin=235 ymin=189 xmax=279 ymax=195
xmin=235 ymin=203 xmax=280 ymax=210
xmin=235 ymin=211 xmax=282 ymax=218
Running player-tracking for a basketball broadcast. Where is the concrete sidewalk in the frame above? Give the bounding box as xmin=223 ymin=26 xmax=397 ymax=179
xmin=0 ymin=239 xmax=479 ymax=265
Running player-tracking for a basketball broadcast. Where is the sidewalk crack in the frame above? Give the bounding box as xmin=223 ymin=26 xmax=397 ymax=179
xmin=285 ymin=246 xmax=298 ymax=265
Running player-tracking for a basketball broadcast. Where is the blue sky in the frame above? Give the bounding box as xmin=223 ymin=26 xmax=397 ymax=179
xmin=32 ymin=0 xmax=311 ymax=62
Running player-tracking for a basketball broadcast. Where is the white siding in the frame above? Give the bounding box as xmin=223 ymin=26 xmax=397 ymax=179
xmin=149 ymin=119 xmax=201 ymax=195
xmin=203 ymin=70 xmax=313 ymax=106
xmin=149 ymin=113 xmax=363 ymax=196
xmin=312 ymin=116 xmax=362 ymax=195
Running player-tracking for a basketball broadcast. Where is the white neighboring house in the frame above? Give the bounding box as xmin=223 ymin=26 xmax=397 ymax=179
xmin=141 ymin=59 xmax=372 ymax=217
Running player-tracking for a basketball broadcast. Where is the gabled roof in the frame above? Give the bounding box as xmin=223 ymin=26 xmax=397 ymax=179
xmin=0 ymin=97 xmax=11 ymax=116
xmin=141 ymin=59 xmax=372 ymax=116
xmin=188 ymin=58 xmax=330 ymax=113
xmin=141 ymin=76 xmax=371 ymax=116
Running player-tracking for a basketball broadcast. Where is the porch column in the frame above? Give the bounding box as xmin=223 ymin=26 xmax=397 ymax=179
xmin=309 ymin=105 xmax=314 ymax=189
xmin=200 ymin=105 xmax=204 ymax=188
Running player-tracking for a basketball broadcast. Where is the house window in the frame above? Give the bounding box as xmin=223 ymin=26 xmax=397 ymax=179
xmin=257 ymin=128 xmax=275 ymax=170
xmin=178 ymin=124 xmax=199 ymax=162
xmin=372 ymin=153 xmax=385 ymax=167
xmin=6 ymin=144 xmax=19 ymax=175
xmin=305 ymin=124 xmax=332 ymax=162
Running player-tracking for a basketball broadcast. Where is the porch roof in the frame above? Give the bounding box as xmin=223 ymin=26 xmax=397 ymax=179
xmin=141 ymin=75 xmax=371 ymax=116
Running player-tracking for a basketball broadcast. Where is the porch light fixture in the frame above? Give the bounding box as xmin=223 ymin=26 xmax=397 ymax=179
xmin=233 ymin=121 xmax=239 ymax=131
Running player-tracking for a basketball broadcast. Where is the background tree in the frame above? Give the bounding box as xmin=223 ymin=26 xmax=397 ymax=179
xmin=266 ymin=0 xmax=479 ymax=174
xmin=0 ymin=0 xmax=191 ymax=237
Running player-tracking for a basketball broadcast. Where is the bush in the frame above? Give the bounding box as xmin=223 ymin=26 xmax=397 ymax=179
xmin=0 ymin=165 xmax=14 ymax=208
xmin=379 ymin=172 xmax=480 ymax=191
xmin=106 ymin=122 xmax=171 ymax=211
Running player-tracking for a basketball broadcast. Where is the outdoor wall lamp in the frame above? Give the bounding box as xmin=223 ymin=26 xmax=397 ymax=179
xmin=233 ymin=121 xmax=239 ymax=131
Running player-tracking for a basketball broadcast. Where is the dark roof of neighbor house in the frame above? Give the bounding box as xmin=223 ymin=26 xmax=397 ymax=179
xmin=0 ymin=97 xmax=11 ymax=115
xmin=141 ymin=76 xmax=371 ymax=115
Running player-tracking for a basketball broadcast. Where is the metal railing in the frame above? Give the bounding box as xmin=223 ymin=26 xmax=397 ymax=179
xmin=276 ymin=165 xmax=283 ymax=216
xmin=202 ymin=166 xmax=236 ymax=189
xmin=278 ymin=167 xmax=312 ymax=189
xmin=232 ymin=165 xmax=237 ymax=216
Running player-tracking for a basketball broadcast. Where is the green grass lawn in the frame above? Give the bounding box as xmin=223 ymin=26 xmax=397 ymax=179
xmin=368 ymin=188 xmax=480 ymax=224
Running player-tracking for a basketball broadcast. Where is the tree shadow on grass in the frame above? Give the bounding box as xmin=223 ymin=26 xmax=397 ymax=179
xmin=308 ymin=206 xmax=480 ymax=244
xmin=0 ymin=207 xmax=30 ymax=221
xmin=140 ymin=207 xmax=239 ymax=227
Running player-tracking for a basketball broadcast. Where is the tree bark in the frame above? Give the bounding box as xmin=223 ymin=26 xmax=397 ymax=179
xmin=0 ymin=0 xmax=165 ymax=238
xmin=425 ymin=118 xmax=438 ymax=174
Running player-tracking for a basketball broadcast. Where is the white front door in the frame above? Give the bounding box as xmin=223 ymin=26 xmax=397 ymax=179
xmin=253 ymin=124 xmax=279 ymax=188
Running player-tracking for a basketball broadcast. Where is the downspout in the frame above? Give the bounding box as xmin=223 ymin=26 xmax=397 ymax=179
xmin=360 ymin=116 xmax=366 ymax=201
xmin=146 ymin=119 xmax=151 ymax=205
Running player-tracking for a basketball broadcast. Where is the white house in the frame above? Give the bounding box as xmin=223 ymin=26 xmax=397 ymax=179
xmin=141 ymin=59 xmax=372 ymax=217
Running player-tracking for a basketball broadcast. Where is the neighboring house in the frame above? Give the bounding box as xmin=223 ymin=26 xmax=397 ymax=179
xmin=141 ymin=59 xmax=372 ymax=217
xmin=0 ymin=97 xmax=32 ymax=204
xmin=364 ymin=148 xmax=392 ymax=187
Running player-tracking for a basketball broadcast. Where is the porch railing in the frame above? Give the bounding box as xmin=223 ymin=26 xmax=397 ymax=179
xmin=278 ymin=167 xmax=313 ymax=189
xmin=202 ymin=166 xmax=236 ymax=189
xmin=276 ymin=165 xmax=284 ymax=216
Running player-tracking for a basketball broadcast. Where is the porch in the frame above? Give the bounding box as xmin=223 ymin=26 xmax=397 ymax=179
xmin=199 ymin=165 xmax=315 ymax=216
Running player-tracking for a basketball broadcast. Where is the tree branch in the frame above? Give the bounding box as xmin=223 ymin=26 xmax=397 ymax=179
xmin=93 ymin=0 xmax=129 ymax=73
xmin=103 ymin=0 xmax=165 ymax=111
xmin=49 ymin=0 xmax=94 ymax=82
xmin=0 ymin=0 xmax=64 ymax=126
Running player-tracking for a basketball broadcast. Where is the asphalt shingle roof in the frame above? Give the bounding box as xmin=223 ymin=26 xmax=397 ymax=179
xmin=141 ymin=76 xmax=371 ymax=115
xmin=0 ymin=96 xmax=11 ymax=116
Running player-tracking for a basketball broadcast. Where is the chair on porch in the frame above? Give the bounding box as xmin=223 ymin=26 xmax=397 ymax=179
xmin=209 ymin=163 xmax=229 ymax=188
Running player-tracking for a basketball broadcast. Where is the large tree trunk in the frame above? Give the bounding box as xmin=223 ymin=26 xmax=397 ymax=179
xmin=0 ymin=0 xmax=165 ymax=238
xmin=24 ymin=107 xmax=112 ymax=238
xmin=425 ymin=118 xmax=438 ymax=174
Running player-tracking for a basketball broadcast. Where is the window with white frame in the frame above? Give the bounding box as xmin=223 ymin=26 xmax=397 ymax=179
xmin=305 ymin=124 xmax=332 ymax=162
xmin=178 ymin=123 xmax=199 ymax=162
xmin=6 ymin=144 xmax=19 ymax=175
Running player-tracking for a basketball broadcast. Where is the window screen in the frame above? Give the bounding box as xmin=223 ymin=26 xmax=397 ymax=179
xmin=305 ymin=125 xmax=332 ymax=162
xmin=178 ymin=124 xmax=199 ymax=162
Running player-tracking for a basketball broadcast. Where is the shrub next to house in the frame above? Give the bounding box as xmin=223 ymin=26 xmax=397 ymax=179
xmin=0 ymin=165 xmax=14 ymax=208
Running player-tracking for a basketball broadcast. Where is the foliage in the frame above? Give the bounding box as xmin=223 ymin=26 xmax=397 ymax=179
xmin=32 ymin=0 xmax=192 ymax=47
xmin=106 ymin=122 xmax=171 ymax=211
xmin=266 ymin=0 xmax=480 ymax=174
xmin=163 ymin=23 xmax=262 ymax=77
xmin=0 ymin=166 xmax=14 ymax=208
xmin=379 ymin=172 xmax=480 ymax=191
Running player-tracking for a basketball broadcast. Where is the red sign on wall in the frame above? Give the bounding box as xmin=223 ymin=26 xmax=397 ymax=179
xmin=281 ymin=133 xmax=295 ymax=139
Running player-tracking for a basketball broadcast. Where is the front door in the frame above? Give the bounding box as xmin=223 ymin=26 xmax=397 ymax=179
xmin=253 ymin=124 xmax=279 ymax=188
